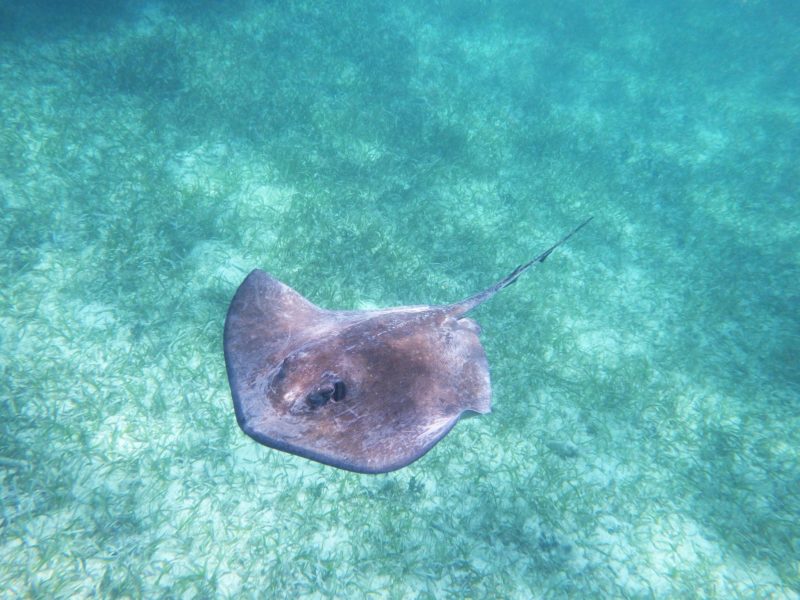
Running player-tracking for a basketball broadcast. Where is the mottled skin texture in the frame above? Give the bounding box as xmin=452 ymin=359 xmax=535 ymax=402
xmin=223 ymin=218 xmax=592 ymax=473
xmin=224 ymin=271 xmax=490 ymax=473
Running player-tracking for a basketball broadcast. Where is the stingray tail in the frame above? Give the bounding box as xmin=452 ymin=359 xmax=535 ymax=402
xmin=452 ymin=216 xmax=593 ymax=315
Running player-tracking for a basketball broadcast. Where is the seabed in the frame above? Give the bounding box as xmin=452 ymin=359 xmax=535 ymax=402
xmin=1 ymin=1 xmax=798 ymax=597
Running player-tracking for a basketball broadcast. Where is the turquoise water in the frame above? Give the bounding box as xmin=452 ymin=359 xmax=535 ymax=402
xmin=1 ymin=1 xmax=798 ymax=597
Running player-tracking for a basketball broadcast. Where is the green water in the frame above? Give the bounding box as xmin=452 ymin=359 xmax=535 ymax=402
xmin=1 ymin=1 xmax=798 ymax=597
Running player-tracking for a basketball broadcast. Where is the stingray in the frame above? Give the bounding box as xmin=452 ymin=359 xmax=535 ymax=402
xmin=224 ymin=217 xmax=592 ymax=473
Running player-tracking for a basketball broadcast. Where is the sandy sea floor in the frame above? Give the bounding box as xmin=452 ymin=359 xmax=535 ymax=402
xmin=1 ymin=1 xmax=798 ymax=597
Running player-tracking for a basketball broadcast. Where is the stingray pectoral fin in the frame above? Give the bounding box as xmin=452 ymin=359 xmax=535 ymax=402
xmin=448 ymin=316 xmax=491 ymax=414
xmin=225 ymin=269 xmax=497 ymax=473
xmin=231 ymin=307 xmax=493 ymax=473
xmin=224 ymin=269 xmax=347 ymax=433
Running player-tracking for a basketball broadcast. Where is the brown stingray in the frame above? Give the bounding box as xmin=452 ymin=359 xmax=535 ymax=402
xmin=224 ymin=218 xmax=592 ymax=473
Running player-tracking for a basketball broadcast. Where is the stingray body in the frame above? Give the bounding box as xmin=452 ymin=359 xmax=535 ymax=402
xmin=224 ymin=218 xmax=591 ymax=473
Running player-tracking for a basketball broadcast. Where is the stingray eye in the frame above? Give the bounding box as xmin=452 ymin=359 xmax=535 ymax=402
xmin=333 ymin=380 xmax=346 ymax=402
xmin=306 ymin=387 xmax=333 ymax=408
xmin=305 ymin=379 xmax=346 ymax=409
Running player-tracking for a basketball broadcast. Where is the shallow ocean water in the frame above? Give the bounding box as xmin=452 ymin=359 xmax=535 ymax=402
xmin=1 ymin=1 xmax=798 ymax=597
